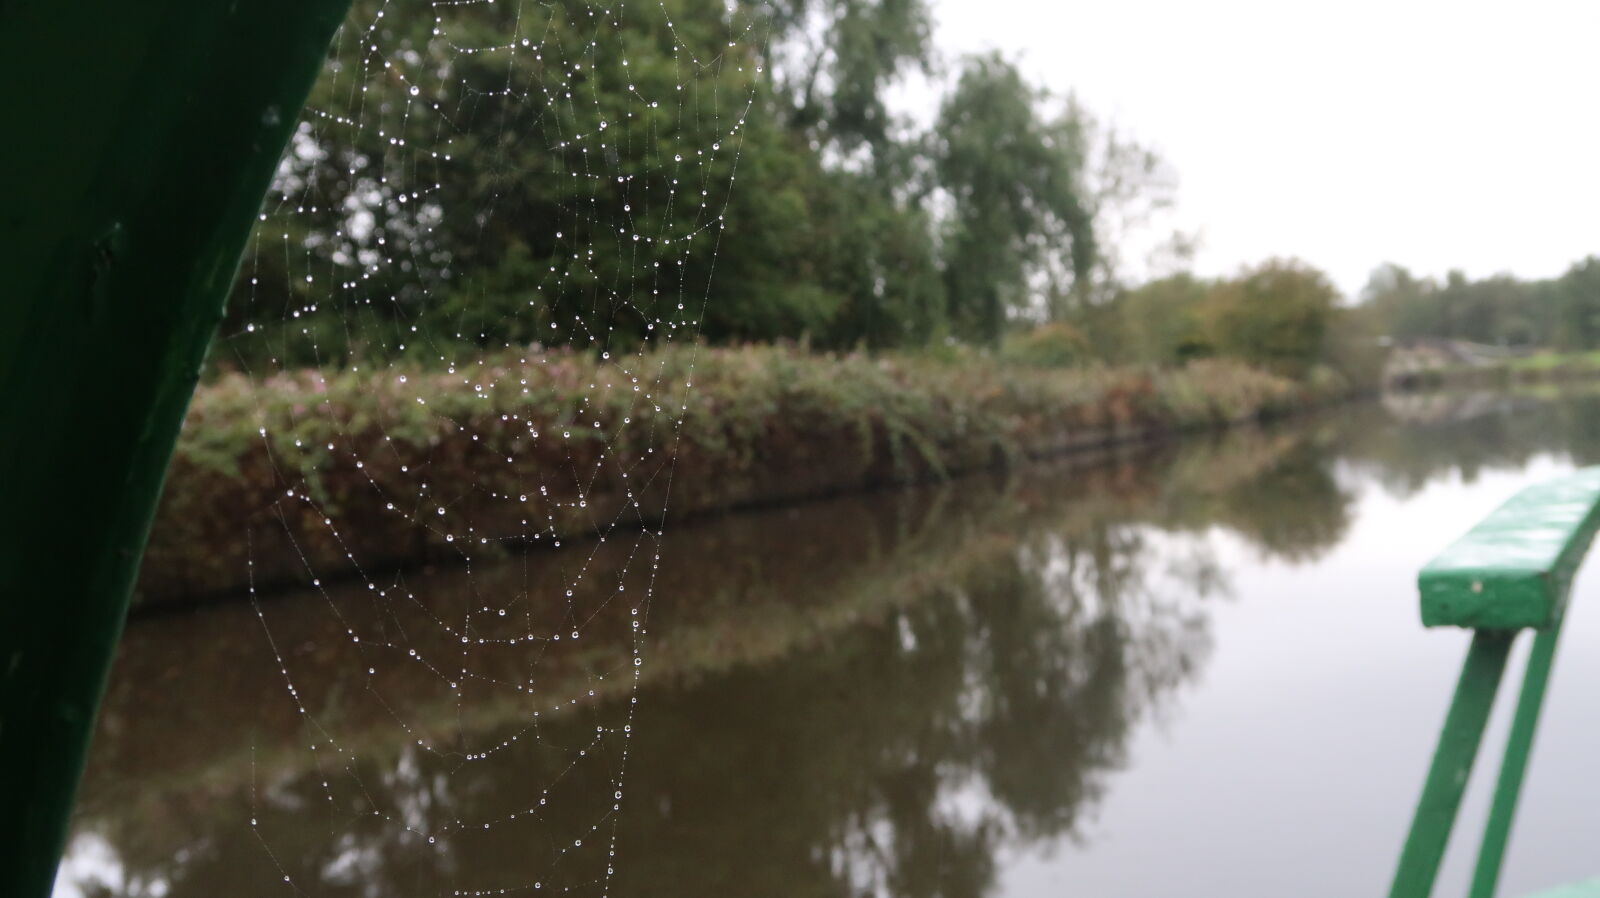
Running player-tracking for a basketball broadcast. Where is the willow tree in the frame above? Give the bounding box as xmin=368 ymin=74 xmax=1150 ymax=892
xmin=751 ymin=0 xmax=934 ymax=162
xmin=935 ymin=54 xmax=1095 ymax=344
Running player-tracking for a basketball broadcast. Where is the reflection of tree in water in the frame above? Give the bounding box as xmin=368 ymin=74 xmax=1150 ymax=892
xmin=1212 ymin=440 xmax=1353 ymax=563
xmin=76 ymin=392 xmax=1600 ymax=897
xmin=1139 ymin=423 xmax=1355 ymax=565
xmin=69 ymin=393 xmax=1600 ymax=898
xmin=62 ymin=517 xmax=1213 ymax=898
xmin=1352 ymin=392 xmax=1600 ymax=499
xmin=965 ymin=526 xmax=1211 ymax=846
xmin=1556 ymin=393 xmax=1600 ymax=466
xmin=63 ymin=410 xmax=1392 ymax=898
xmin=613 ymin=519 xmax=1214 ymax=898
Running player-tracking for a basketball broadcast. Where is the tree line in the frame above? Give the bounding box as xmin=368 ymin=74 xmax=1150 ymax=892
xmin=1360 ymin=258 xmax=1600 ymax=350
xmin=226 ymin=0 xmax=1187 ymax=365
xmin=225 ymin=0 xmax=1597 ymax=386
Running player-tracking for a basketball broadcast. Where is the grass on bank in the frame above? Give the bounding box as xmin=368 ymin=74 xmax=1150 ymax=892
xmin=143 ymin=344 xmax=1350 ymax=600
xmin=1507 ymin=349 xmax=1600 ymax=373
xmin=1400 ymin=349 xmax=1600 ymax=389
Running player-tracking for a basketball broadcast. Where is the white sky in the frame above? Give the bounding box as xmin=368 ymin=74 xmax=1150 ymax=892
xmin=916 ymin=0 xmax=1600 ymax=297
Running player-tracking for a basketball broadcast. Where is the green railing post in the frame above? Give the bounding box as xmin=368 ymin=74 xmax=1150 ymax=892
xmin=1469 ymin=624 xmax=1565 ymax=898
xmin=1389 ymin=467 xmax=1600 ymax=898
xmin=1389 ymin=630 xmax=1516 ymax=898
xmin=0 ymin=3 xmax=351 ymax=896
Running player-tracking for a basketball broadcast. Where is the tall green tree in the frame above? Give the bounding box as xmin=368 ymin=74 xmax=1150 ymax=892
xmin=231 ymin=0 xmax=779 ymax=361
xmin=1552 ymin=256 xmax=1600 ymax=350
xmin=1060 ymin=97 xmax=1182 ymax=311
xmin=935 ymin=54 xmax=1095 ymax=343
xmin=748 ymin=0 xmax=934 ymax=161
xmin=1361 ymin=263 xmax=1438 ymax=340
xmin=218 ymin=0 xmax=1181 ymax=364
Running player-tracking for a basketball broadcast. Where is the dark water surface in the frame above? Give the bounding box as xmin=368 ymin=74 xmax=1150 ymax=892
xmin=57 ymin=391 xmax=1600 ymax=897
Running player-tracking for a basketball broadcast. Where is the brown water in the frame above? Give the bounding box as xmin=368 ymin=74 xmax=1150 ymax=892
xmin=55 ymin=391 xmax=1600 ymax=898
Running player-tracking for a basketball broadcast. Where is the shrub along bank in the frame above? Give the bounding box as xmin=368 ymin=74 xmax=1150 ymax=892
xmin=138 ymin=345 xmax=1349 ymax=602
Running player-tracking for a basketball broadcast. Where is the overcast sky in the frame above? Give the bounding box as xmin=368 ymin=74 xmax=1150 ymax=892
xmin=915 ymin=0 xmax=1600 ymax=297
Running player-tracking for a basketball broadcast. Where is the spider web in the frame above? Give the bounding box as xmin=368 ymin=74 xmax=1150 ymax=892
xmin=200 ymin=2 xmax=758 ymax=894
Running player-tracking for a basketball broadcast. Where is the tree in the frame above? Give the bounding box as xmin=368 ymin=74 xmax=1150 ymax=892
xmin=1361 ymin=262 xmax=1553 ymax=348
xmin=749 ymin=0 xmax=935 ymax=164
xmin=1058 ymin=97 xmax=1183 ymax=312
xmin=1552 ymin=256 xmax=1600 ymax=351
xmin=229 ymin=0 xmax=778 ymax=361
xmin=217 ymin=0 xmax=1179 ymax=363
xmin=1362 ymin=263 xmax=1438 ymax=340
xmin=1204 ymin=259 xmax=1338 ymax=377
xmin=935 ymin=54 xmax=1095 ymax=344
xmin=1101 ymin=273 xmax=1213 ymax=365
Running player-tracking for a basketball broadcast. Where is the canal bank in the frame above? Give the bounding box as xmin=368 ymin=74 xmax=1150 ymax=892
xmin=139 ymin=345 xmax=1351 ymax=604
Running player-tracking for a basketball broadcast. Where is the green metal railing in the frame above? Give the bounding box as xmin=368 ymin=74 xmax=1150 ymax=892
xmin=1390 ymin=467 xmax=1600 ymax=898
xmin=0 ymin=4 xmax=352 ymax=897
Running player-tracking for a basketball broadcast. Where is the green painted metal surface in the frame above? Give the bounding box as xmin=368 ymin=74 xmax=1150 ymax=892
xmin=0 ymin=2 xmax=352 ymax=896
xmin=1420 ymin=467 xmax=1600 ymax=630
xmin=1388 ymin=630 xmax=1515 ymax=898
xmin=1469 ymin=625 xmax=1564 ymax=898
xmin=1393 ymin=468 xmax=1600 ymax=897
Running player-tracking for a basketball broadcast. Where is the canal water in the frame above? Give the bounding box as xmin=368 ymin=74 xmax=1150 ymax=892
xmin=55 ymin=391 xmax=1600 ymax=897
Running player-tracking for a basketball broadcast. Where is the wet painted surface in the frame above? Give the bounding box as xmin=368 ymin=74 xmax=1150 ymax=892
xmin=1421 ymin=466 xmax=1600 ymax=629
xmin=55 ymin=391 xmax=1600 ymax=897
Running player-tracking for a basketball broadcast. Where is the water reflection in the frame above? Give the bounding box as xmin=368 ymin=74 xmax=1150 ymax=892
xmin=65 ymin=392 xmax=1593 ymax=898
xmin=1355 ymin=388 xmax=1600 ymax=498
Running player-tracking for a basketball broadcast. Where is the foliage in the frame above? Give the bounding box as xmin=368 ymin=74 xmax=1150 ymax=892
xmin=1092 ymin=273 xmax=1214 ymax=365
xmin=218 ymin=0 xmax=1197 ymax=366
xmin=935 ymin=54 xmax=1095 ymax=342
xmin=1360 ymin=257 xmax=1600 ymax=352
xmin=1201 ymin=259 xmax=1338 ymax=378
xmin=999 ymin=322 xmax=1091 ymax=368
xmin=1321 ymin=304 xmax=1389 ymax=391
xmin=1062 ymin=97 xmax=1185 ymax=308
xmin=212 ymin=0 xmax=1498 ymax=391
xmin=1550 ymin=257 xmax=1600 ymax=351
xmin=212 ymin=0 xmax=1600 ymax=389
xmin=1055 ymin=262 xmax=1357 ymax=385
xmin=145 ymin=344 xmax=1340 ymax=598
xmin=750 ymin=0 xmax=934 ymax=161
xmin=231 ymin=0 xmax=778 ymax=364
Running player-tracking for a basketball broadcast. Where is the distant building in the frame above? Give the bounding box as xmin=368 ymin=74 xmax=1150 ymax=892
xmin=1382 ymin=337 xmax=1530 ymax=389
